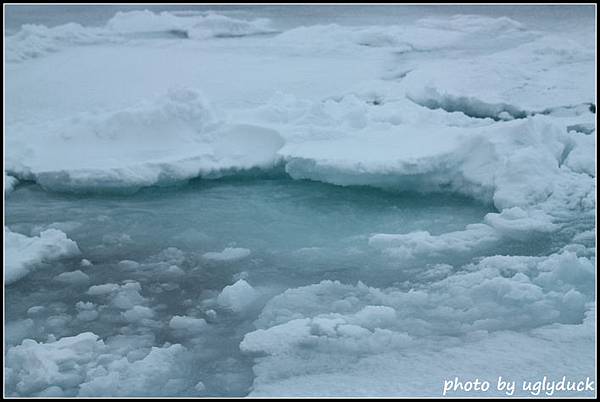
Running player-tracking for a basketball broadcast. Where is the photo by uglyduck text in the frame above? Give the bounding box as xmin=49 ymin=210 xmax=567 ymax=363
xmin=442 ymin=376 xmax=595 ymax=396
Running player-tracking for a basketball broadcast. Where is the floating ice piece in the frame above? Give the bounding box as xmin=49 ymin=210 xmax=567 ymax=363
xmin=5 ymin=332 xmax=105 ymax=395
xmin=26 ymin=306 xmax=45 ymax=315
xmin=110 ymin=283 xmax=145 ymax=310
xmin=5 ymin=330 xmax=192 ymax=396
xmin=76 ymin=301 xmax=99 ymax=322
xmin=122 ymin=306 xmax=155 ymax=323
xmin=203 ymin=247 xmax=251 ymax=262
xmin=54 ymin=270 xmax=90 ymax=285
xmin=217 ymin=279 xmax=258 ymax=312
xmin=5 ymin=173 xmax=18 ymax=194
xmin=241 ymin=318 xmax=312 ymax=355
xmin=369 ymin=223 xmax=500 ymax=259
xmin=165 ymin=265 xmax=185 ymax=276
xmin=86 ymin=281 xmax=146 ymax=310
xmin=78 ymin=343 xmax=190 ymax=396
xmin=5 ymin=228 xmax=80 ymax=285
xmin=87 ymin=283 xmax=120 ymax=296
xmin=483 ymin=207 xmax=558 ymax=240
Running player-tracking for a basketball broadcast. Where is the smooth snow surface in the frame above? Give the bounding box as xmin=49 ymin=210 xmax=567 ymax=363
xmin=4 ymin=4 xmax=596 ymax=397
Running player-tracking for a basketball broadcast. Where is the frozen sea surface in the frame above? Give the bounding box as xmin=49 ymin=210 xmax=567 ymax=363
xmin=4 ymin=4 xmax=596 ymax=397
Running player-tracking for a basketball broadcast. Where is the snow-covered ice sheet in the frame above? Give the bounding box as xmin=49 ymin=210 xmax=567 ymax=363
xmin=4 ymin=5 xmax=596 ymax=398
xmin=241 ymin=251 xmax=595 ymax=396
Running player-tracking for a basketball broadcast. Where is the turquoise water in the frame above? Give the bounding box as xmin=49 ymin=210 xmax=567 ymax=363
xmin=6 ymin=175 xmax=494 ymax=287
xmin=5 ymin=175 xmax=498 ymax=395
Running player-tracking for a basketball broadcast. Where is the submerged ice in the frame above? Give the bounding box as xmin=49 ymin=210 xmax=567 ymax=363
xmin=4 ymin=5 xmax=596 ymax=397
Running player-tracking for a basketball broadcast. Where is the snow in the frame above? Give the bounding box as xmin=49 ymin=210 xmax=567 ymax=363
xmin=217 ymin=280 xmax=259 ymax=313
xmin=244 ymin=316 xmax=594 ymax=397
xmin=75 ymin=302 xmax=99 ymax=322
xmin=5 ymin=173 xmax=18 ymax=193
xmin=273 ymin=14 xmax=531 ymax=55
xmin=241 ymin=251 xmax=595 ymax=396
xmin=483 ymin=207 xmax=558 ymax=240
xmin=564 ymin=132 xmax=596 ymax=176
xmin=402 ymin=34 xmax=594 ymax=112
xmin=5 ymin=331 xmax=193 ymax=397
xmin=368 ymin=224 xmax=500 ymax=259
xmin=5 ymin=228 xmax=81 ymax=285
xmin=86 ymin=283 xmax=120 ymax=296
xmin=4 ymin=5 xmax=595 ymax=398
xmin=86 ymin=281 xmax=147 ymax=310
xmin=54 ymin=270 xmax=90 ymax=285
xmin=6 ymin=88 xmax=286 ymax=192
xmin=107 ymin=10 xmax=276 ymax=39
xmin=5 ymin=10 xmax=276 ymax=62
